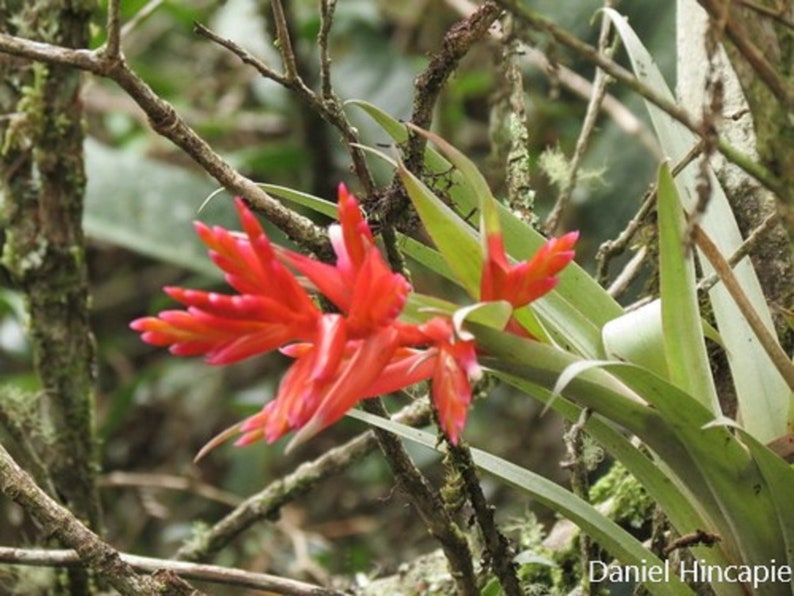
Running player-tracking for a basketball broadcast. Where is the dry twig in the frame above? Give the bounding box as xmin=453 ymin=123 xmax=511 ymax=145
xmin=0 ymin=547 xmax=341 ymax=596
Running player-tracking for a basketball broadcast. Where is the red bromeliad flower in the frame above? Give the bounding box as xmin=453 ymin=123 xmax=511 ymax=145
xmin=131 ymin=184 xmax=576 ymax=453
xmin=132 ymin=185 xmax=479 ymax=451
xmin=481 ymin=228 xmax=579 ymax=308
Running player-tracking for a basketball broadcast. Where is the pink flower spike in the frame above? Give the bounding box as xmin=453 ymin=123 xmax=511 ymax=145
xmin=133 ymin=181 xmax=491 ymax=455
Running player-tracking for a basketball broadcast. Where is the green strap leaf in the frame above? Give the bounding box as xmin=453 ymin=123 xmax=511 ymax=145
xmin=604 ymin=7 xmax=789 ymax=443
xmin=657 ymin=163 xmax=719 ymax=412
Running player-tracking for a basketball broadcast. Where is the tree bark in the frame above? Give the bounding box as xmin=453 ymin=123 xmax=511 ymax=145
xmin=1 ymin=2 xmax=100 ymax=591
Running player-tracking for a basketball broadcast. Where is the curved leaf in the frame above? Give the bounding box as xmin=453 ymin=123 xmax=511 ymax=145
xmin=657 ymin=163 xmax=719 ymax=411
xmin=347 ymin=409 xmax=694 ymax=596
xmin=604 ymin=7 xmax=788 ymax=443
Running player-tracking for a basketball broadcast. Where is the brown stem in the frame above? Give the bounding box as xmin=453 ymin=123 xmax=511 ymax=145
xmin=175 ymin=399 xmax=431 ymax=562
xmin=0 ymin=30 xmax=330 ymax=255
xmin=692 ymin=224 xmax=794 ymax=391
xmin=0 ymin=442 xmax=196 ymax=595
xmin=0 ymin=546 xmax=342 ymax=596
xmin=447 ymin=442 xmax=522 ymax=595
xmin=379 ymin=1 xmax=502 ymax=223
xmin=361 ymin=400 xmax=479 ymax=596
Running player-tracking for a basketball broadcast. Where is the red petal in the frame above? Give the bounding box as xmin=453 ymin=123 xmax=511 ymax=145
xmin=276 ymin=247 xmax=351 ymax=312
xmin=287 ymin=326 xmax=400 ymax=448
xmin=310 ymin=314 xmax=347 ymax=382
xmin=346 ymin=250 xmax=410 ymax=334
xmin=432 ymin=347 xmax=473 ymax=445
xmin=335 ymin=183 xmax=374 ymax=276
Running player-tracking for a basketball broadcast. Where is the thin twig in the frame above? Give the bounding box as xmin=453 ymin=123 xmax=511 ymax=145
xmin=692 ymin=224 xmax=794 ymax=391
xmin=546 ymin=0 xmax=617 ymax=233
xmin=521 ymin=46 xmax=660 ymax=155
xmin=595 ymin=140 xmax=703 ymax=283
xmin=446 ymin=0 xmax=659 ymax=155
xmin=491 ymin=0 xmax=790 ymax=202
xmin=697 ymin=211 xmax=780 ymax=293
xmin=595 ymin=186 xmax=655 ymax=285
xmin=100 ymin=472 xmax=243 ymax=508
xmin=606 ymin=245 xmax=648 ymax=298
xmin=104 ymin=0 xmax=122 ymax=58
xmin=0 ymin=547 xmax=342 ymax=596
xmin=0 ymin=31 xmax=330 ymax=255
xmin=194 ymin=23 xmax=289 ymax=85
xmin=120 ymin=0 xmax=167 ymax=39
xmin=271 ymin=0 xmax=300 ymax=81
xmin=447 ymin=442 xmax=522 ymax=596
xmin=360 ymin=400 xmax=478 ymax=596
xmin=319 ymin=0 xmax=338 ymax=99
xmin=175 ymin=398 xmax=431 ymax=562
xmin=560 ymin=408 xmax=598 ymax=591
xmin=194 ymin=21 xmax=376 ymax=196
xmin=379 ymin=1 xmax=501 ymax=222
xmin=0 ymin=443 xmax=195 ymax=595
xmin=407 ymin=0 xmax=500 ymax=162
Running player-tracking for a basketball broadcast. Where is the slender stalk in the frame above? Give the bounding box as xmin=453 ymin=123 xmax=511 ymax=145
xmin=0 ymin=547 xmax=342 ymax=596
xmin=692 ymin=225 xmax=794 ymax=391
xmin=361 ymin=400 xmax=478 ymax=596
xmin=104 ymin=0 xmax=122 ymax=58
xmin=447 ymin=442 xmax=522 ymax=595
xmin=175 ymin=399 xmax=431 ymax=562
xmin=0 ymin=443 xmax=194 ymax=595
xmin=545 ymin=0 xmax=616 ymax=233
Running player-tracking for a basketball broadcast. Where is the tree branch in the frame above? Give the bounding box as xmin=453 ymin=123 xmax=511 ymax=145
xmin=175 ymin=398 xmax=431 ymax=562
xmin=193 ymin=18 xmax=376 ymax=198
xmin=0 ymin=546 xmax=343 ymax=596
xmin=0 ymin=442 xmax=195 ymax=595
xmin=447 ymin=442 xmax=521 ymax=595
xmin=103 ymin=0 xmax=122 ymax=58
xmin=0 ymin=31 xmax=330 ymax=255
xmin=493 ymin=0 xmax=790 ymax=203
xmin=361 ymin=400 xmax=479 ymax=596
xmin=545 ymin=0 xmax=616 ymax=233
xmin=378 ymin=1 xmax=502 ymax=223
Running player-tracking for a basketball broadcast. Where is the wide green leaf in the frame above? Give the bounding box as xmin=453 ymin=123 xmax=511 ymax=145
xmin=475 ymin=326 xmax=788 ymax=588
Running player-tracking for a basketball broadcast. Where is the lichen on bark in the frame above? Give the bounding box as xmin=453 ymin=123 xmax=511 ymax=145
xmin=0 ymin=4 xmax=101 ymax=593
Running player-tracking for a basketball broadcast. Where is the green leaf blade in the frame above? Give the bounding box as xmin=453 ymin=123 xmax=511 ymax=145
xmin=657 ymin=163 xmax=719 ymax=412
